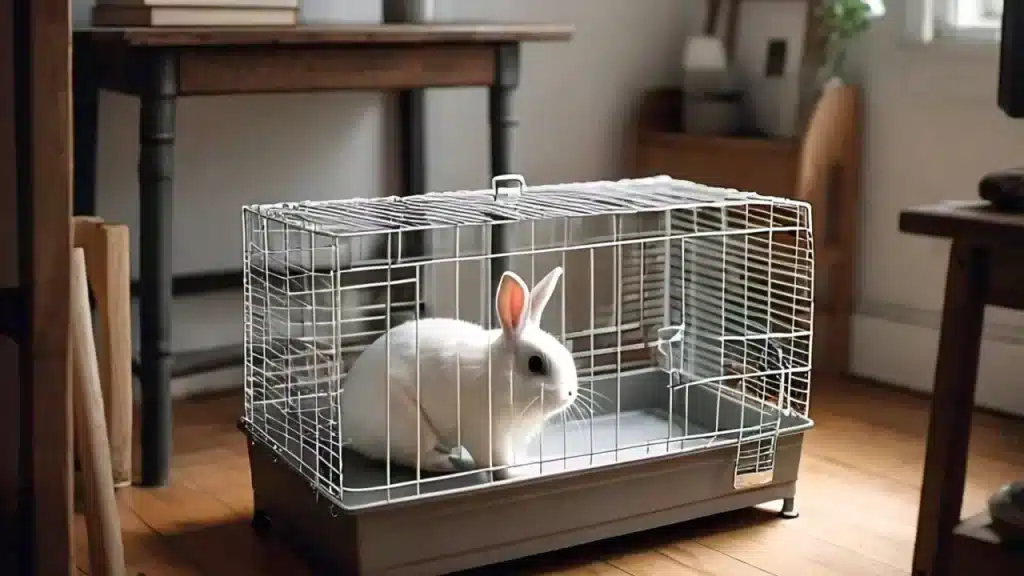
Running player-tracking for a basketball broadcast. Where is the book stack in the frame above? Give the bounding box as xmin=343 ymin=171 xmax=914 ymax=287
xmin=92 ymin=0 xmax=300 ymax=27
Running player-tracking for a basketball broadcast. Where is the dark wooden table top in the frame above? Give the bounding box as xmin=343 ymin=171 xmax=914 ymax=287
xmin=75 ymin=22 xmax=575 ymax=47
xmin=899 ymin=200 xmax=1024 ymax=244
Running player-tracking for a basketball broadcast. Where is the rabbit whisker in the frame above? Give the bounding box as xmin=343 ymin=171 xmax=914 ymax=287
xmin=569 ymin=402 xmax=587 ymax=423
xmin=563 ymin=403 xmax=577 ymax=423
xmin=518 ymin=396 xmax=540 ymax=421
xmin=562 ymin=406 xmax=579 ymax=438
xmin=562 ymin=405 xmax=581 ymax=428
xmin=572 ymin=399 xmax=596 ymax=417
xmin=574 ymin=388 xmax=604 ymax=410
xmin=573 ymin=394 xmax=597 ymax=413
xmin=569 ymin=404 xmax=591 ymax=442
xmin=578 ymin=387 xmax=611 ymax=403
xmin=576 ymin=399 xmax=604 ymax=416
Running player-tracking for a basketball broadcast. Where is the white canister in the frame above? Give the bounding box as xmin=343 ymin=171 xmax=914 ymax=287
xmin=682 ymin=35 xmax=728 ymax=74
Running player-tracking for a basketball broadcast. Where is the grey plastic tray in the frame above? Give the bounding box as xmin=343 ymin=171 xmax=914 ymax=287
xmin=243 ymin=369 xmax=812 ymax=575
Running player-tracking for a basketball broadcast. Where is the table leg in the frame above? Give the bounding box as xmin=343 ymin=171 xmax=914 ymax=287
xmin=488 ymin=43 xmax=520 ymax=306
xmin=397 ymin=89 xmax=426 ymax=252
xmin=395 ymin=88 xmax=425 ymax=320
xmin=72 ymin=35 xmax=99 ymax=217
xmin=137 ymin=51 xmax=177 ymax=487
xmin=366 ymin=89 xmax=427 ymax=329
xmin=911 ymin=240 xmax=989 ymax=576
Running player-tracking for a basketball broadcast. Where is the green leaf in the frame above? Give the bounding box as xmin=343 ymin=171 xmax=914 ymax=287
xmin=819 ymin=0 xmax=874 ymax=42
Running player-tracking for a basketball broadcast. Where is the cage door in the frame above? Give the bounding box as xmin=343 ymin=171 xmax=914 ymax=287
xmin=733 ymin=415 xmax=781 ymax=490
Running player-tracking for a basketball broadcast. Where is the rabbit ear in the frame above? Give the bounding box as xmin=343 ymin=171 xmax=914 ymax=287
xmin=527 ymin=266 xmax=563 ymax=326
xmin=495 ymin=271 xmax=530 ymax=338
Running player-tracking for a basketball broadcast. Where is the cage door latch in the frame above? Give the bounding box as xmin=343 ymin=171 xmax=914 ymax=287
xmin=492 ymin=174 xmax=526 ymax=201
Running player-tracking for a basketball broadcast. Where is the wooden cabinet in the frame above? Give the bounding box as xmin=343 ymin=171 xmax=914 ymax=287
xmin=635 ymin=130 xmax=799 ymax=199
xmin=629 ymin=88 xmax=800 ymax=199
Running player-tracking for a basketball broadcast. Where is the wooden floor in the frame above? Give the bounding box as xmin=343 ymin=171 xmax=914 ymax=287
xmin=73 ymin=374 xmax=1024 ymax=575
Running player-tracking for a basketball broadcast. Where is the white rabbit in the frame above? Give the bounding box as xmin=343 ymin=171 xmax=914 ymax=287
xmin=339 ymin=266 xmax=579 ymax=477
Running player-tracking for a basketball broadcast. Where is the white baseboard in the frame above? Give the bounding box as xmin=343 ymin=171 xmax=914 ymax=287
xmin=129 ymin=291 xmax=245 ymax=400
xmin=129 ymin=366 xmax=243 ymax=404
xmin=850 ymin=306 xmax=1024 ymax=417
xmin=170 ymin=366 xmax=244 ymax=400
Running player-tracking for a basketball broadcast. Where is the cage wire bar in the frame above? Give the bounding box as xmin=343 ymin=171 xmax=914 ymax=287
xmin=241 ymin=175 xmax=815 ymax=510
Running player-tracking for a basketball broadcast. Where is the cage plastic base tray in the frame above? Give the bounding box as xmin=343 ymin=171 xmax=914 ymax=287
xmin=243 ymin=370 xmax=812 ymax=575
xmin=250 ymin=370 xmax=796 ymax=507
xmin=339 ymin=409 xmax=745 ymax=507
xmin=520 ymin=408 xmax=709 ymax=471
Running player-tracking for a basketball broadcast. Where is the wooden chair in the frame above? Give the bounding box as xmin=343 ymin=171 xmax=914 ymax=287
xmin=794 ymin=81 xmax=861 ymax=376
xmin=73 ymin=216 xmax=132 ymax=488
xmin=71 ymin=216 xmax=131 ymax=576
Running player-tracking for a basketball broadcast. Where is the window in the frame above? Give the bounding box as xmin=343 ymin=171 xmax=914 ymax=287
xmin=983 ymin=0 xmax=1004 ymax=20
xmin=905 ymin=0 xmax=1002 ymax=43
xmin=944 ymin=0 xmax=1002 ymax=35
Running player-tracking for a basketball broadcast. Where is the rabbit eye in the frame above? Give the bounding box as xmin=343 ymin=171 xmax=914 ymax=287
xmin=527 ymin=355 xmax=547 ymax=376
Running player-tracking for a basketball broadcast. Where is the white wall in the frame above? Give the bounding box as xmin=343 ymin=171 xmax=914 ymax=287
xmin=72 ymin=0 xmax=704 ymax=396
xmin=76 ymin=0 xmax=1023 ymax=413
xmin=848 ymin=2 xmax=1024 ymax=415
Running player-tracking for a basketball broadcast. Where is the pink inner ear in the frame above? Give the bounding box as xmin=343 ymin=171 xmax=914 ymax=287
xmin=498 ymin=276 xmax=526 ymax=332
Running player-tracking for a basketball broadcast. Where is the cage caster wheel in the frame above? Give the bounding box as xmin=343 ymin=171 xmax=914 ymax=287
xmin=252 ymin=509 xmax=272 ymax=534
xmin=779 ymin=498 xmax=799 ymax=519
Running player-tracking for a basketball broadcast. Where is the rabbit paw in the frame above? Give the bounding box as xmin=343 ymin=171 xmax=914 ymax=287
xmin=492 ymin=467 xmax=514 ymax=481
xmin=446 ymin=445 xmax=477 ymax=471
xmin=420 ymin=449 xmax=460 ymax=473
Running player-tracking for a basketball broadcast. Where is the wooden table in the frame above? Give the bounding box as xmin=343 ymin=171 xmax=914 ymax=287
xmin=72 ymin=23 xmax=573 ymax=487
xmin=900 ymin=201 xmax=1024 ymax=576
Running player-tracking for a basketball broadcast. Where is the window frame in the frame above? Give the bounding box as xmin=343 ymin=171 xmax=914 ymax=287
xmin=940 ymin=0 xmax=1002 ymax=39
xmin=982 ymin=0 xmax=1003 ymax=20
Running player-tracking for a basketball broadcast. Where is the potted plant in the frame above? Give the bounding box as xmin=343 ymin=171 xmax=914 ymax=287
xmin=817 ymin=0 xmax=886 ymax=85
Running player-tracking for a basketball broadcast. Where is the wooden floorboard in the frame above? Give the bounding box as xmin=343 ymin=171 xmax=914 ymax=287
xmin=72 ymin=374 xmax=1024 ymax=575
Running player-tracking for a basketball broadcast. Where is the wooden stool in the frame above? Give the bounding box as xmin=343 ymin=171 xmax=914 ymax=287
xmin=793 ymin=80 xmax=861 ymax=376
xmin=71 ymin=243 xmax=126 ymax=576
xmin=73 ymin=216 xmax=132 ymax=488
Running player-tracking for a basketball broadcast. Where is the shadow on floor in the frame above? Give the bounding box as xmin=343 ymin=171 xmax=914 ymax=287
xmin=456 ymin=505 xmax=783 ymax=574
xmin=150 ymin=502 xmax=781 ymax=574
xmin=151 ymin=515 xmax=309 ymax=575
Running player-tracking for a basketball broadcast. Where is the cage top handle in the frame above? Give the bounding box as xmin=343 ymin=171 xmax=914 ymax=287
xmin=492 ymin=174 xmax=527 ymax=201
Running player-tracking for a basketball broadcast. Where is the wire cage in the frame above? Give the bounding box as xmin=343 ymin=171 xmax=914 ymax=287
xmin=240 ymin=175 xmax=815 ymax=573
